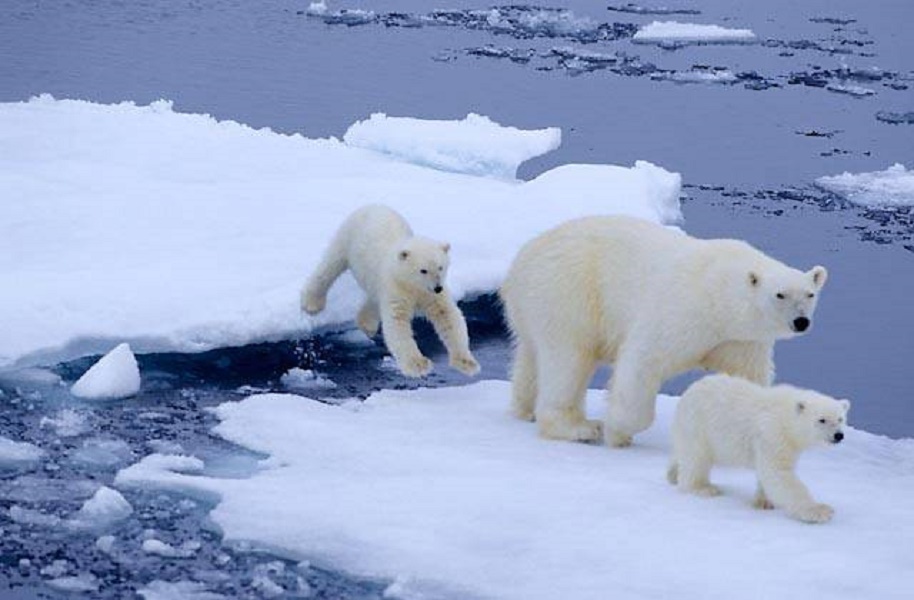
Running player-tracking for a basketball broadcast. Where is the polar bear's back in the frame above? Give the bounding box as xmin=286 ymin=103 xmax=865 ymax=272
xmin=674 ymin=375 xmax=785 ymax=467
xmin=500 ymin=216 xmax=696 ymax=358
xmin=340 ymin=204 xmax=413 ymax=294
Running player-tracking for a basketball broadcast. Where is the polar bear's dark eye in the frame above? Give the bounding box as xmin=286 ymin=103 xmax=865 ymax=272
xmin=420 ymin=269 xmax=428 ymax=275
xmin=776 ymin=293 xmax=785 ymax=299
xmin=807 ymin=293 xmax=815 ymax=298
xmin=818 ymin=418 xmax=827 ymax=424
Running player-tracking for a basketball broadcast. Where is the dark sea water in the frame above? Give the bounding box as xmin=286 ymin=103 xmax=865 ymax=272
xmin=1 ymin=0 xmax=912 ymax=597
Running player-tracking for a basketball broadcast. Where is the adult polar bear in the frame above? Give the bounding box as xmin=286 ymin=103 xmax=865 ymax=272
xmin=500 ymin=216 xmax=828 ymax=447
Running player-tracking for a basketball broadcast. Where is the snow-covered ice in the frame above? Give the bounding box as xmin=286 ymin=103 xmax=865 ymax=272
xmin=816 ymin=163 xmax=914 ymax=207
xmin=115 ymin=381 xmax=914 ymax=600
xmin=633 ymin=21 xmax=757 ymax=45
xmin=343 ymin=113 xmax=561 ymax=179
xmin=0 ymin=96 xmax=680 ymax=368
xmin=70 ymin=343 xmax=141 ymax=400
xmin=0 ymin=436 xmax=45 ymax=470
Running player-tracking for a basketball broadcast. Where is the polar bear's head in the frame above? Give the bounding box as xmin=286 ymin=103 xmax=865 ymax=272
xmin=393 ymin=236 xmax=451 ymax=294
xmin=789 ymin=389 xmax=850 ymax=448
xmin=748 ymin=264 xmax=828 ymax=339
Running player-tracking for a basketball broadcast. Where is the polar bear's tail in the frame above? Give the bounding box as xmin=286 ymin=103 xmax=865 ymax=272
xmin=666 ymin=462 xmax=679 ymax=485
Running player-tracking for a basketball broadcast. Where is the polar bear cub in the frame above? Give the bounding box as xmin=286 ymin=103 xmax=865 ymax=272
xmin=668 ymin=374 xmax=849 ymax=524
xmin=302 ymin=204 xmax=480 ymax=378
xmin=500 ymin=215 xmax=827 ymax=447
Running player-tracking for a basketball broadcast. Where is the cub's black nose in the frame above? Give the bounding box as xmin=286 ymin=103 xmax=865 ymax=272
xmin=434 ymin=285 xmax=443 ymax=294
xmin=833 ymin=431 xmax=844 ymax=443
xmin=793 ymin=317 xmax=810 ymax=332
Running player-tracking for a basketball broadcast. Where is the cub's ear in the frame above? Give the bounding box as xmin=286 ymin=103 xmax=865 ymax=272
xmin=839 ymin=399 xmax=851 ymax=413
xmin=748 ymin=272 xmax=760 ymax=287
xmin=796 ymin=401 xmax=806 ymax=414
xmin=399 ymin=250 xmax=410 ymax=261
xmin=809 ymin=265 xmax=828 ymax=289
xmin=441 ymin=242 xmax=451 ymax=253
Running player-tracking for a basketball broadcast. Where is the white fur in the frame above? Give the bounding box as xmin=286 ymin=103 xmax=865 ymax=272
xmin=302 ymin=205 xmax=480 ymax=378
xmin=499 ymin=216 xmax=828 ymax=445
xmin=668 ymin=374 xmax=850 ymax=524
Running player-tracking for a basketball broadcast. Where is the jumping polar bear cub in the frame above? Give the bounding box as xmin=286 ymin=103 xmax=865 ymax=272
xmin=500 ymin=215 xmax=827 ymax=447
xmin=668 ymin=374 xmax=849 ymax=524
xmin=302 ymin=204 xmax=480 ymax=378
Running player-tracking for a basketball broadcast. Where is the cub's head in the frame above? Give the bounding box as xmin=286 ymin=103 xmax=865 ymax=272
xmin=392 ymin=237 xmax=451 ymax=294
xmin=748 ymin=264 xmax=827 ymax=339
xmin=791 ymin=391 xmax=850 ymax=448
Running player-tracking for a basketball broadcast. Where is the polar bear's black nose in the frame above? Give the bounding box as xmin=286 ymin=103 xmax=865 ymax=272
xmin=833 ymin=431 xmax=844 ymax=443
xmin=793 ymin=317 xmax=810 ymax=332
xmin=434 ymin=285 xmax=443 ymax=294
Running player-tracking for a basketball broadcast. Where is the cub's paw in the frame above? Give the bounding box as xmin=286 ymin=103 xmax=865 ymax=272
xmin=753 ymin=494 xmax=774 ymax=510
xmin=792 ymin=503 xmax=834 ymax=524
xmin=691 ymin=484 xmax=722 ymax=498
xmin=605 ymin=429 xmax=633 ymax=449
xmin=301 ymin=290 xmax=326 ymax=316
xmin=399 ymin=355 xmax=433 ymax=378
xmin=450 ymin=354 xmax=481 ymax=377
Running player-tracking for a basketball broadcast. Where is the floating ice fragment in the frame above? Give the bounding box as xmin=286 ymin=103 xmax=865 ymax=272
xmin=138 ymin=580 xmax=227 ymax=600
xmin=40 ymin=409 xmax=92 ymax=437
xmin=633 ymin=21 xmax=756 ymax=45
xmin=70 ymin=343 xmax=141 ymax=400
xmin=816 ymin=164 xmax=914 ymax=207
xmin=46 ymin=573 xmax=99 ymax=593
xmin=0 ymin=436 xmax=45 ymax=469
xmin=142 ymin=538 xmax=201 ymax=558
xmin=69 ymin=486 xmax=133 ymax=531
xmin=280 ymin=367 xmax=337 ymax=391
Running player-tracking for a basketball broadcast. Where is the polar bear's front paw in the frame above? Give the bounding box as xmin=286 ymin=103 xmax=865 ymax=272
xmin=753 ymin=491 xmax=774 ymax=510
xmin=791 ymin=503 xmax=834 ymax=524
xmin=605 ymin=429 xmax=633 ymax=448
xmin=302 ymin=290 xmax=326 ymax=316
xmin=450 ymin=353 xmax=480 ymax=377
xmin=539 ymin=417 xmax=602 ymax=443
xmin=399 ymin=355 xmax=433 ymax=378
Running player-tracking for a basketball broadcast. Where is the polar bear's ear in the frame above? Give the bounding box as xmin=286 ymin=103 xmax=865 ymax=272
xmin=399 ymin=250 xmax=410 ymax=261
xmin=839 ymin=399 xmax=851 ymax=413
xmin=748 ymin=272 xmax=760 ymax=287
xmin=795 ymin=401 xmax=806 ymax=414
xmin=809 ymin=265 xmax=828 ymax=289
xmin=441 ymin=242 xmax=451 ymax=253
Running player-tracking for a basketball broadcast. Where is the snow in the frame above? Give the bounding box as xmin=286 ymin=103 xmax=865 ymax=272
xmin=815 ymin=163 xmax=914 ymax=207
xmin=114 ymin=381 xmax=914 ymax=600
xmin=0 ymin=436 xmax=45 ymax=469
xmin=633 ymin=21 xmax=757 ymax=44
xmin=343 ymin=113 xmax=561 ymax=179
xmin=70 ymin=343 xmax=141 ymax=400
xmin=69 ymin=486 xmax=133 ymax=531
xmin=280 ymin=367 xmax=337 ymax=392
xmin=0 ymin=96 xmax=680 ymax=367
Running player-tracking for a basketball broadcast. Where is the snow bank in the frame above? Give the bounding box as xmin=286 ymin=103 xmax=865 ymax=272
xmin=115 ymin=382 xmax=914 ymax=600
xmin=70 ymin=343 xmax=140 ymax=400
xmin=343 ymin=113 xmax=561 ymax=179
xmin=633 ymin=21 xmax=756 ymax=44
xmin=0 ymin=96 xmax=681 ymax=367
xmin=815 ymin=163 xmax=914 ymax=207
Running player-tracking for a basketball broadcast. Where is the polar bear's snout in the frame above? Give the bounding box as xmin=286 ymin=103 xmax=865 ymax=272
xmin=832 ymin=431 xmax=844 ymax=444
xmin=434 ymin=285 xmax=443 ymax=294
xmin=792 ymin=317 xmax=810 ymax=332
